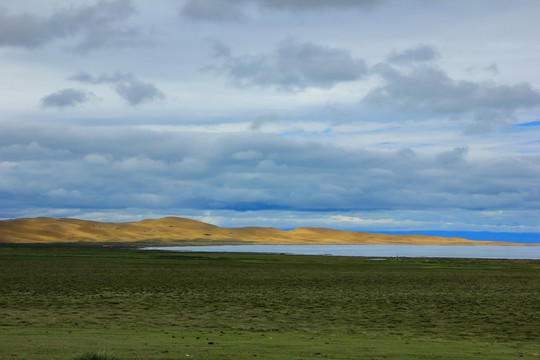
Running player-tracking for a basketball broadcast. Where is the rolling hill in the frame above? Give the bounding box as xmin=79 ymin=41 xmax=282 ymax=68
xmin=0 ymin=216 xmax=522 ymax=245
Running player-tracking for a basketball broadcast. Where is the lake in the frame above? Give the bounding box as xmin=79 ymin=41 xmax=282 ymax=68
xmin=144 ymin=244 xmax=540 ymax=260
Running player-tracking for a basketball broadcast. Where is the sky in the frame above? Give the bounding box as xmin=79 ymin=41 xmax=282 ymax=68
xmin=1 ymin=0 xmax=539 ymax=237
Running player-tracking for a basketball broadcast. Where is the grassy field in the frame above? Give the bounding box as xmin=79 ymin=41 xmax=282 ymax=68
xmin=1 ymin=244 xmax=539 ymax=359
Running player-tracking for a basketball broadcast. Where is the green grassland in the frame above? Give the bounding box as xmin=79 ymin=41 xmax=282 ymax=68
xmin=1 ymin=244 xmax=539 ymax=359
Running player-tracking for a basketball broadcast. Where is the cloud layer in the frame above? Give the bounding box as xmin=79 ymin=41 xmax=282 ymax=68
xmin=1 ymin=124 xmax=538 ymax=216
xmin=1 ymin=0 xmax=539 ymax=234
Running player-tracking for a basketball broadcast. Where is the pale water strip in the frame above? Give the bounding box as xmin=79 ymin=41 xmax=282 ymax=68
xmin=143 ymin=245 xmax=540 ymax=260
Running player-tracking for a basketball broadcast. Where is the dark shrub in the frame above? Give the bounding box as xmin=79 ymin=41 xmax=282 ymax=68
xmin=72 ymin=351 xmax=119 ymax=360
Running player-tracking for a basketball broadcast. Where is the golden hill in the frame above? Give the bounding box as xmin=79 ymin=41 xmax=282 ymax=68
xmin=0 ymin=216 xmax=522 ymax=246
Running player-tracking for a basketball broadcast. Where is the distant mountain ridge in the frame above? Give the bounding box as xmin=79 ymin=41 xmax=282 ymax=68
xmin=0 ymin=216 xmax=523 ymax=246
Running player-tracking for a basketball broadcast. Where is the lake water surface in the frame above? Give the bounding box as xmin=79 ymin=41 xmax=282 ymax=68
xmin=144 ymin=244 xmax=540 ymax=260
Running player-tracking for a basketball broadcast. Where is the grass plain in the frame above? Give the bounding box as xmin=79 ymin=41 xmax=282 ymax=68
xmin=1 ymin=244 xmax=539 ymax=359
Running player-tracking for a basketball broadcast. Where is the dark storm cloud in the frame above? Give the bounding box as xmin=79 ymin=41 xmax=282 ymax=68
xmin=365 ymin=63 xmax=540 ymax=132
xmin=386 ymin=45 xmax=439 ymax=64
xmin=40 ymin=88 xmax=93 ymax=108
xmin=180 ymin=0 xmax=383 ymax=22
xmin=70 ymin=71 xmax=164 ymax=105
xmin=212 ymin=39 xmax=368 ymax=90
xmin=1 ymin=123 xmax=539 ymax=213
xmin=0 ymin=0 xmax=147 ymax=51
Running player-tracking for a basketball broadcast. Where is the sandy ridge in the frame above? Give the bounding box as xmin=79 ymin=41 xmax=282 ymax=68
xmin=0 ymin=216 xmax=527 ymax=246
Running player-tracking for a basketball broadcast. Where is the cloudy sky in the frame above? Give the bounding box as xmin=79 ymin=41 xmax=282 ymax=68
xmin=1 ymin=0 xmax=539 ymax=237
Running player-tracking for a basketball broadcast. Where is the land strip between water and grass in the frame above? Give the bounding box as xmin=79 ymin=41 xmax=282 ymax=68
xmin=1 ymin=244 xmax=539 ymax=359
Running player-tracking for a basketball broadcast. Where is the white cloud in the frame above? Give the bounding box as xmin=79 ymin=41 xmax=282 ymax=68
xmin=69 ymin=71 xmax=164 ymax=106
xmin=0 ymin=0 xmax=149 ymax=51
xmin=211 ymin=38 xmax=368 ymax=91
xmin=386 ymin=45 xmax=439 ymax=64
xmin=180 ymin=0 xmax=247 ymax=23
xmin=115 ymin=79 xmax=164 ymax=105
xmin=180 ymin=0 xmax=384 ymax=22
xmin=45 ymin=188 xmax=81 ymax=198
xmin=365 ymin=63 xmax=540 ymax=133
xmin=40 ymin=88 xmax=94 ymax=108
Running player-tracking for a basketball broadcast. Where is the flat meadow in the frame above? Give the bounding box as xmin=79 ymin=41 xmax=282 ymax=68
xmin=1 ymin=244 xmax=539 ymax=359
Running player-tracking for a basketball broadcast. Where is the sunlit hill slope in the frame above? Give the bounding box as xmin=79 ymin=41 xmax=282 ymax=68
xmin=0 ymin=217 xmax=520 ymax=245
